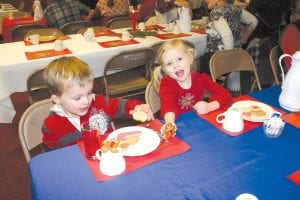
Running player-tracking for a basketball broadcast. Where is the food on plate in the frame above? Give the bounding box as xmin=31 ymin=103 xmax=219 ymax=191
xmin=132 ymin=111 xmax=147 ymax=122
xmin=116 ymin=131 xmax=141 ymax=150
xmin=101 ymin=139 xmax=120 ymax=153
xmin=243 ymin=105 xmax=267 ymax=118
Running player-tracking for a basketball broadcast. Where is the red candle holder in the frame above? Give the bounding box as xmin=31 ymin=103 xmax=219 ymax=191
xmin=131 ymin=9 xmax=138 ymax=33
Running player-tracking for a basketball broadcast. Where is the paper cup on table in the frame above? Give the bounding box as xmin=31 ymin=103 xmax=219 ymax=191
xmin=54 ymin=39 xmax=65 ymax=51
xmin=216 ymin=107 xmax=244 ymax=133
xmin=26 ymin=34 xmax=40 ymax=45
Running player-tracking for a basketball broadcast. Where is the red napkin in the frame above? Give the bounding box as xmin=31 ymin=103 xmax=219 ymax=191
xmin=152 ymin=33 xmax=192 ymax=40
xmin=287 ymin=169 xmax=300 ymax=186
xmin=25 ymin=48 xmax=72 ymax=60
xmin=282 ymin=113 xmax=300 ymax=129
xmin=192 ymin=28 xmax=206 ymax=34
xmin=198 ymin=95 xmax=286 ymax=136
xmin=98 ymin=39 xmax=140 ymax=48
xmin=78 ymin=119 xmax=191 ymax=181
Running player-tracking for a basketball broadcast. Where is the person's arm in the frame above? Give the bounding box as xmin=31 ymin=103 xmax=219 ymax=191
xmin=213 ymin=17 xmax=234 ymax=50
xmin=240 ymin=9 xmax=258 ymax=45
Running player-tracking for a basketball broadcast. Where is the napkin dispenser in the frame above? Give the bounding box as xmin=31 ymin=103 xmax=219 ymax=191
xmin=279 ymin=51 xmax=300 ymax=112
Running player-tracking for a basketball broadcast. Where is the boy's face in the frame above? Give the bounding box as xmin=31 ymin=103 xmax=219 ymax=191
xmin=52 ymin=81 xmax=94 ymax=117
xmin=162 ymin=45 xmax=193 ymax=84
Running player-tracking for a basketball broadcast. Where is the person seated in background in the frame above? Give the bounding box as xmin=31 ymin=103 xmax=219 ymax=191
xmin=78 ymin=0 xmax=98 ymax=8
xmin=245 ymin=0 xmax=291 ymax=42
xmin=44 ymin=0 xmax=96 ymax=29
xmin=155 ymin=0 xmax=191 ymax=24
xmin=134 ymin=0 xmax=156 ymax=22
xmin=95 ymin=0 xmax=130 ymax=18
xmin=198 ymin=0 xmax=257 ymax=92
xmin=42 ymin=56 xmax=153 ymax=150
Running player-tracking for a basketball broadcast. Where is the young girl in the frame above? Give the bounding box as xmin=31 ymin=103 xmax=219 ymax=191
xmin=42 ymin=56 xmax=153 ymax=150
xmin=152 ymin=39 xmax=232 ymax=128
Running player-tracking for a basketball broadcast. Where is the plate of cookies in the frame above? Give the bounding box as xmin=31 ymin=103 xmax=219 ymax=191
xmin=107 ymin=126 xmax=160 ymax=156
xmin=232 ymin=100 xmax=274 ymax=122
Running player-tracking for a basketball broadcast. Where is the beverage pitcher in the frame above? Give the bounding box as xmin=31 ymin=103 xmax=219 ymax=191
xmin=278 ymin=51 xmax=300 ymax=112
xmin=178 ymin=7 xmax=191 ymax=32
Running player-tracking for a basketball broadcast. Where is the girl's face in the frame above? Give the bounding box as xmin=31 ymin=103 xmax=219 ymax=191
xmin=162 ymin=45 xmax=193 ymax=86
xmin=205 ymin=0 xmax=219 ymax=10
xmin=52 ymin=81 xmax=94 ymax=117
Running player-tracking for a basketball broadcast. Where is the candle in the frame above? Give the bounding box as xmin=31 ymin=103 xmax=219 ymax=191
xmin=131 ymin=9 xmax=138 ymax=33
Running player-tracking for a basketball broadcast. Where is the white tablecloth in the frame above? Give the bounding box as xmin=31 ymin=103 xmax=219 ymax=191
xmin=0 ymin=29 xmax=207 ymax=123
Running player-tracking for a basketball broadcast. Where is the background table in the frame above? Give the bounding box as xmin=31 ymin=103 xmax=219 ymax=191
xmin=2 ymin=17 xmax=47 ymax=43
xmin=0 ymin=3 xmax=18 ymax=33
xmin=0 ymin=29 xmax=207 ymax=123
xmin=29 ymin=86 xmax=300 ymax=200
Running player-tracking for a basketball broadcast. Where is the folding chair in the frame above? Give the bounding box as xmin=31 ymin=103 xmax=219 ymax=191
xmin=11 ymin=23 xmax=47 ymax=42
xmin=18 ymin=98 xmax=53 ymax=162
xmin=269 ymin=45 xmax=281 ymax=85
xmin=105 ymin=16 xmax=132 ymax=29
xmin=103 ymin=48 xmax=155 ymax=98
xmin=60 ymin=21 xmax=91 ymax=34
xmin=25 ymin=28 xmax=64 ymax=41
xmin=27 ymin=68 xmax=51 ymax=104
xmin=209 ymin=48 xmax=262 ymax=95
xmin=145 ymin=81 xmax=160 ymax=115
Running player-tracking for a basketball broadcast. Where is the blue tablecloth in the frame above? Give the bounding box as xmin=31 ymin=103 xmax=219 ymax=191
xmin=29 ymin=86 xmax=300 ymax=200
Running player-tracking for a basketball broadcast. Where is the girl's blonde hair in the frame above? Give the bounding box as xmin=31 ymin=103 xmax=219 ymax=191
xmin=152 ymin=39 xmax=197 ymax=92
xmin=43 ymin=56 xmax=94 ymax=96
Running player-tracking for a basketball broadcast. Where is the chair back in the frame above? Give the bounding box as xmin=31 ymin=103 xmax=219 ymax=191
xmin=18 ymin=98 xmax=53 ymax=162
xmin=78 ymin=26 xmax=109 ymax=35
xmin=145 ymin=81 xmax=160 ymax=114
xmin=11 ymin=23 xmax=47 ymax=42
xmin=103 ymin=48 xmax=155 ymax=98
xmin=27 ymin=68 xmax=51 ymax=104
xmin=209 ymin=48 xmax=262 ymax=94
xmin=269 ymin=45 xmax=281 ymax=85
xmin=144 ymin=15 xmax=157 ymax=26
xmin=25 ymin=28 xmax=64 ymax=41
xmin=61 ymin=21 xmax=91 ymax=34
xmin=279 ymin=24 xmax=300 ymax=71
xmin=105 ymin=16 xmax=132 ymax=29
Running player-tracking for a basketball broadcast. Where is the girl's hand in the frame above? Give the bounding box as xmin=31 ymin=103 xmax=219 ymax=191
xmin=130 ymin=104 xmax=154 ymax=122
xmin=193 ymin=101 xmax=220 ymax=114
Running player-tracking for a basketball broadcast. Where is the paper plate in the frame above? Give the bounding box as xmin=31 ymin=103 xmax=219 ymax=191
xmin=107 ymin=126 xmax=160 ymax=157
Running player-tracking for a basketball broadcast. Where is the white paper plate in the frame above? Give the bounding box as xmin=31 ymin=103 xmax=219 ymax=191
xmin=107 ymin=126 xmax=160 ymax=157
xmin=232 ymin=100 xmax=274 ymax=122
xmin=235 ymin=193 xmax=258 ymax=200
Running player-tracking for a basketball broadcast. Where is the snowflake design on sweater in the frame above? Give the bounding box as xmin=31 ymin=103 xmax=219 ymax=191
xmin=89 ymin=108 xmax=109 ymax=134
xmin=179 ymin=93 xmax=195 ymax=110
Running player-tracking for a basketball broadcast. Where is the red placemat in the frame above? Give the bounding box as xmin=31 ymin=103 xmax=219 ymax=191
xmin=25 ymin=48 xmax=72 ymax=60
xmin=152 ymin=33 xmax=192 ymax=40
xmin=98 ymin=39 xmax=140 ymax=48
xmin=94 ymin=29 xmax=116 ymax=37
xmin=288 ymin=169 xmax=300 ymax=186
xmin=282 ymin=112 xmax=300 ymax=129
xmin=198 ymin=95 xmax=286 ymax=136
xmin=78 ymin=119 xmax=191 ymax=181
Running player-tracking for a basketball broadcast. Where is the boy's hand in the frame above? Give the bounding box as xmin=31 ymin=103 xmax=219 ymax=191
xmin=130 ymin=104 xmax=154 ymax=122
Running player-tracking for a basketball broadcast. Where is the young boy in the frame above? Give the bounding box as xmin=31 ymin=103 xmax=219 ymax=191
xmin=42 ymin=56 xmax=153 ymax=150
